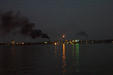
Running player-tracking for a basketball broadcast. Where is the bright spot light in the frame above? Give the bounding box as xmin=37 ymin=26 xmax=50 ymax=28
xmin=44 ymin=42 xmax=48 ymax=44
xmin=54 ymin=42 xmax=57 ymax=46
xmin=62 ymin=34 xmax=65 ymax=39
xmin=75 ymin=40 xmax=79 ymax=42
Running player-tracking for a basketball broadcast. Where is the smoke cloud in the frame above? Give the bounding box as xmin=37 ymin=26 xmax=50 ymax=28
xmin=0 ymin=10 xmax=50 ymax=39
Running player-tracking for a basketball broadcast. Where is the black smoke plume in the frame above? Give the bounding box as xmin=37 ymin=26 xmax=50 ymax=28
xmin=0 ymin=10 xmax=50 ymax=39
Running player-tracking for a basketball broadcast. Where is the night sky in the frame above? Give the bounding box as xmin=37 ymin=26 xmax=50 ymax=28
xmin=0 ymin=0 xmax=113 ymax=41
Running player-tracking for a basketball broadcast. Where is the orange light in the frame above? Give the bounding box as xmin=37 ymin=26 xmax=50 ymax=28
xmin=63 ymin=43 xmax=65 ymax=56
xmin=62 ymin=43 xmax=66 ymax=72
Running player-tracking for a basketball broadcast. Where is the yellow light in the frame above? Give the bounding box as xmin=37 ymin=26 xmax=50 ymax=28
xmin=69 ymin=41 xmax=73 ymax=45
xmin=72 ymin=40 xmax=74 ymax=42
xmin=11 ymin=40 xmax=15 ymax=45
xmin=54 ymin=42 xmax=57 ymax=46
xmin=65 ymin=40 xmax=68 ymax=42
xmin=44 ymin=42 xmax=47 ymax=44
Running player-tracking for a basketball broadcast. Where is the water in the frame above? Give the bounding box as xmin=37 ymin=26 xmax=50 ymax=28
xmin=0 ymin=43 xmax=113 ymax=75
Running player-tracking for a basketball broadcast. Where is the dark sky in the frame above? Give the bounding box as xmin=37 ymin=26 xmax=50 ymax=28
xmin=0 ymin=0 xmax=113 ymax=41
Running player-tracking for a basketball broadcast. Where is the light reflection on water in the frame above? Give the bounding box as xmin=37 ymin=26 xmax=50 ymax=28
xmin=62 ymin=43 xmax=66 ymax=74
xmin=0 ymin=44 xmax=113 ymax=75
xmin=54 ymin=43 xmax=80 ymax=74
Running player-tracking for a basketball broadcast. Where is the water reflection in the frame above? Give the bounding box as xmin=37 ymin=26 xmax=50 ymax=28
xmin=10 ymin=46 xmax=17 ymax=74
xmin=1 ymin=43 xmax=113 ymax=74
xmin=54 ymin=43 xmax=80 ymax=74
xmin=75 ymin=43 xmax=79 ymax=72
xmin=11 ymin=46 xmax=16 ymax=56
xmin=54 ymin=45 xmax=58 ymax=57
xmin=71 ymin=43 xmax=80 ymax=72
xmin=1 ymin=46 xmax=17 ymax=75
xmin=62 ymin=43 xmax=66 ymax=74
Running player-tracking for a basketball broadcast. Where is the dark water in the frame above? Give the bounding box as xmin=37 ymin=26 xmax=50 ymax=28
xmin=0 ymin=43 xmax=113 ymax=75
